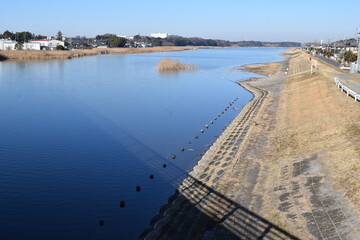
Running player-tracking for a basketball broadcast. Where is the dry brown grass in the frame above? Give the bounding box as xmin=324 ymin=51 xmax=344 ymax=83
xmin=230 ymin=49 xmax=360 ymax=237
xmin=0 ymin=46 xmax=201 ymax=61
xmin=275 ymin=51 xmax=360 ymax=210
xmin=156 ymin=59 xmax=197 ymax=73
xmin=0 ymin=50 xmax=96 ymax=61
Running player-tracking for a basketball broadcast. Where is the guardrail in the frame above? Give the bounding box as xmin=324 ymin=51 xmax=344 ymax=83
xmin=334 ymin=77 xmax=360 ymax=102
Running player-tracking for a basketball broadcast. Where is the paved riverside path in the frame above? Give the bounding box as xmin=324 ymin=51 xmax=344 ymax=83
xmin=314 ymin=54 xmax=340 ymax=68
xmin=314 ymin=53 xmax=360 ymax=95
xmin=336 ymin=73 xmax=360 ymax=94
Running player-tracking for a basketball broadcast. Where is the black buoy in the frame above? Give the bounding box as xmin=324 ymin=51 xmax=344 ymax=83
xmin=120 ymin=200 xmax=125 ymax=208
xmin=163 ymin=163 xmax=167 ymax=168
xmin=136 ymin=186 xmax=141 ymax=192
xmin=200 ymin=129 xmax=204 ymax=133
xmin=225 ymin=109 xmax=227 ymax=111
xmin=205 ymin=125 xmax=209 ymax=129
xmin=171 ymin=154 xmax=176 ymax=159
xmin=218 ymin=114 xmax=221 ymax=117
xmin=210 ymin=121 xmax=213 ymax=124
xmin=222 ymin=112 xmax=224 ymax=114
xmin=180 ymin=148 xmax=185 ymax=152
xmin=149 ymin=175 xmax=154 ymax=180
xmin=214 ymin=118 xmax=217 ymax=120
xmin=99 ymin=220 xmax=104 ymax=226
xmin=195 ymin=136 xmax=198 ymax=139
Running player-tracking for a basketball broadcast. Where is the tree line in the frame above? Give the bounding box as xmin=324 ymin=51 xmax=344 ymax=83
xmin=0 ymin=30 xmax=47 ymax=42
xmin=132 ymin=35 xmax=231 ymax=47
xmin=95 ymin=34 xmax=126 ymax=47
xmin=237 ymin=41 xmax=301 ymax=47
xmin=1 ymin=30 xmax=301 ymax=48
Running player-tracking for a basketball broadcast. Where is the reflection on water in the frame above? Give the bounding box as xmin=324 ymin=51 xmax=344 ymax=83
xmin=0 ymin=48 xmax=284 ymax=239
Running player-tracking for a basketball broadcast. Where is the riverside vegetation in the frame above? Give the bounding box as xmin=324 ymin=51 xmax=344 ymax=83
xmin=156 ymin=59 xmax=197 ymax=73
xmin=0 ymin=46 xmax=200 ymax=61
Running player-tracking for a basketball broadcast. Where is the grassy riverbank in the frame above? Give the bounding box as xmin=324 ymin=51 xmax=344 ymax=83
xmin=0 ymin=46 xmax=201 ymax=61
xmin=141 ymin=49 xmax=360 ymax=239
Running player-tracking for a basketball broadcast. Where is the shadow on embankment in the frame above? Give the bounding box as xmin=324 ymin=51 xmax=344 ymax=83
xmin=0 ymin=54 xmax=8 ymax=61
xmin=140 ymin=174 xmax=300 ymax=240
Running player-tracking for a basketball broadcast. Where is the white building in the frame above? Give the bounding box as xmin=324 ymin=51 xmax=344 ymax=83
xmin=0 ymin=39 xmax=53 ymax=51
xmin=23 ymin=42 xmax=41 ymax=50
xmin=118 ymin=35 xmax=134 ymax=40
xmin=345 ymin=47 xmax=357 ymax=52
xmin=30 ymin=39 xmax=65 ymax=50
xmin=150 ymin=33 xmax=168 ymax=39
xmin=0 ymin=39 xmax=17 ymax=50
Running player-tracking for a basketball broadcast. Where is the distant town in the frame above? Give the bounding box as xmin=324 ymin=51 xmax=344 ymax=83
xmin=0 ymin=30 xmax=301 ymax=51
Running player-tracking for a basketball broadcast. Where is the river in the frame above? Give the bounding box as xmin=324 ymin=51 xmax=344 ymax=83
xmin=0 ymin=48 xmax=284 ymax=239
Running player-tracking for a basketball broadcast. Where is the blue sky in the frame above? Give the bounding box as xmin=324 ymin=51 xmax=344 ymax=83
xmin=1 ymin=0 xmax=359 ymax=42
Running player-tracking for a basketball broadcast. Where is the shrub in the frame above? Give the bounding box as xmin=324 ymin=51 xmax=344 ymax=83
xmin=56 ymin=45 xmax=65 ymax=50
xmin=15 ymin=42 xmax=23 ymax=50
xmin=156 ymin=59 xmax=197 ymax=73
xmin=109 ymin=37 xmax=126 ymax=48
xmin=344 ymin=50 xmax=357 ymax=63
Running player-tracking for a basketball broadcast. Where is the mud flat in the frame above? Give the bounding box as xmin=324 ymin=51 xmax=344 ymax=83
xmin=233 ymin=62 xmax=282 ymax=77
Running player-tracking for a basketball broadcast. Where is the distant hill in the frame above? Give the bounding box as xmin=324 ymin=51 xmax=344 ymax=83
xmin=236 ymin=41 xmax=301 ymax=47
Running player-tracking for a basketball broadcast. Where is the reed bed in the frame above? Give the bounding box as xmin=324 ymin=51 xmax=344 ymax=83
xmin=156 ymin=59 xmax=197 ymax=73
xmin=0 ymin=50 xmax=97 ymax=61
xmin=0 ymin=46 xmax=201 ymax=62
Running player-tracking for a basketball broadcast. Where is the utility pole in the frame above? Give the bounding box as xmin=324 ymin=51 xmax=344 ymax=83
xmin=357 ymin=31 xmax=360 ymax=73
xmin=327 ymin=39 xmax=330 ymax=52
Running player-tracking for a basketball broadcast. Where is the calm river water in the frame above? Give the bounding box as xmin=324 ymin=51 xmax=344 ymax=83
xmin=0 ymin=48 xmax=284 ymax=239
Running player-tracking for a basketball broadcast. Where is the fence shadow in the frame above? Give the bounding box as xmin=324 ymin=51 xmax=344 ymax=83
xmin=140 ymin=174 xmax=300 ymax=240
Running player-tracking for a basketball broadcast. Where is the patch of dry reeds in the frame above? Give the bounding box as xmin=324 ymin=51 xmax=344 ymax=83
xmin=0 ymin=50 xmax=98 ymax=61
xmin=0 ymin=46 xmax=201 ymax=62
xmin=156 ymin=59 xmax=197 ymax=73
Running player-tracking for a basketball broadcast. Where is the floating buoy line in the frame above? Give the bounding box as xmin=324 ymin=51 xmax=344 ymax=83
xmin=101 ymin=97 xmax=239 ymax=226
